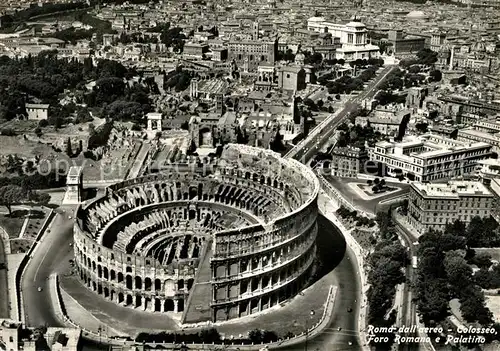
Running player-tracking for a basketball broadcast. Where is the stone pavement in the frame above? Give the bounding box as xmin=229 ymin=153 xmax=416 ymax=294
xmin=60 ymin=266 xmax=337 ymax=340
xmin=59 ymin=286 xmax=127 ymax=337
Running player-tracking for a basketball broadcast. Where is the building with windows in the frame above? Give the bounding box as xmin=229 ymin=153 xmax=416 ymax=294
xmin=387 ymin=30 xmax=426 ymax=57
xmin=25 ymin=103 xmax=49 ymax=120
xmin=326 ymin=146 xmax=368 ymax=178
xmin=457 ymin=118 xmax=500 ymax=153
xmin=306 ymin=17 xmax=380 ymax=60
xmin=368 ymin=134 xmax=492 ymax=182
xmin=227 ymin=38 xmax=278 ymax=72
xmin=407 ymin=180 xmax=494 ymax=235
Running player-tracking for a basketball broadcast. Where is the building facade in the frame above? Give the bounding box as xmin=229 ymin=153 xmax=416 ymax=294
xmin=326 ymin=146 xmax=367 ymax=178
xmin=368 ymin=134 xmax=492 ymax=181
xmin=227 ymin=38 xmax=278 ymax=72
xmin=407 ymin=181 xmax=494 ymax=235
xmin=307 ymin=17 xmax=380 ymax=60
xmin=25 ymin=103 xmax=49 ymax=120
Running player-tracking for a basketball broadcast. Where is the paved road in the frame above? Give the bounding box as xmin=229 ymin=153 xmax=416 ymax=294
xmin=278 ymin=217 xmax=361 ymax=351
xmin=393 ymin=212 xmax=421 ymax=351
xmin=22 ymin=207 xmax=76 ymax=328
xmin=288 ymin=65 xmax=397 ymax=163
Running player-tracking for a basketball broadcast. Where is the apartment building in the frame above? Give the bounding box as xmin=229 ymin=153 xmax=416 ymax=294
xmin=407 ymin=180 xmax=494 ymax=235
xmin=368 ymin=134 xmax=492 ymax=182
xmin=227 ymin=38 xmax=278 ymax=72
xmin=387 ymin=30 xmax=426 ymax=57
xmin=327 ymin=146 xmax=368 ymax=178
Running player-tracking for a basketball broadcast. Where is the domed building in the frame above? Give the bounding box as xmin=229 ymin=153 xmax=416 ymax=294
xmin=406 ymin=11 xmax=429 ymax=20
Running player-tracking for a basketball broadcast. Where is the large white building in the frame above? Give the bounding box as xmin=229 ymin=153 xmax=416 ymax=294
xmin=407 ymin=180 xmax=494 ymax=235
xmin=307 ymin=17 xmax=380 ymax=60
xmin=457 ymin=118 xmax=500 ymax=153
xmin=368 ymin=134 xmax=492 ymax=182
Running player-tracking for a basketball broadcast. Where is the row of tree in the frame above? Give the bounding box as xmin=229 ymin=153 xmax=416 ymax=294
xmin=135 ymin=327 xmax=280 ymax=345
xmin=0 ymin=184 xmax=51 ymax=215
xmin=367 ymin=210 xmax=408 ymax=349
xmin=415 ymin=220 xmax=498 ymax=330
xmin=336 ymin=123 xmax=381 ymax=149
xmin=399 ymin=49 xmax=438 ymax=68
xmin=0 ymin=52 xmax=145 ymax=122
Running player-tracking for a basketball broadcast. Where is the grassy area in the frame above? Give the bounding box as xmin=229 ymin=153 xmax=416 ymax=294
xmin=10 ymin=238 xmax=34 ymax=254
xmin=352 ymin=228 xmax=376 ymax=251
xmin=0 ymin=213 xmax=25 ymax=239
xmin=0 ymin=209 xmax=46 ymax=239
xmin=24 ymin=209 xmax=48 ymax=240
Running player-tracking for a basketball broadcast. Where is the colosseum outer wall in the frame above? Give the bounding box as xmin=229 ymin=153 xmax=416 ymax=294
xmin=73 ymin=145 xmax=320 ymax=322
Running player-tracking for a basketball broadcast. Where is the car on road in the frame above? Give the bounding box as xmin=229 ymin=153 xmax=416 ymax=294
xmin=37 ymin=287 xmax=42 ymax=292
xmin=347 ymin=307 xmax=353 ymax=313
xmin=337 ymin=327 xmax=342 ymax=331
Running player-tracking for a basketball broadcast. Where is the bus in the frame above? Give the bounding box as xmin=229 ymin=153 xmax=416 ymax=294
xmin=412 ymin=256 xmax=418 ymax=269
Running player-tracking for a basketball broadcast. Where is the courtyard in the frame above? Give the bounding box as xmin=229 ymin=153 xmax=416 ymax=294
xmin=324 ymin=176 xmax=410 ymax=214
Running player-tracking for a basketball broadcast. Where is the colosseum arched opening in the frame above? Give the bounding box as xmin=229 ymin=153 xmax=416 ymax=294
xmin=73 ymin=145 xmax=319 ymax=323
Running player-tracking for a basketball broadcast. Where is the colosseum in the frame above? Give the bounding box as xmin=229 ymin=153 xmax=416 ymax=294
xmin=73 ymin=144 xmax=319 ymax=324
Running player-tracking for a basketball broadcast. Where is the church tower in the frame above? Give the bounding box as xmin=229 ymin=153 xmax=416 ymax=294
xmin=253 ymin=21 xmax=260 ymax=40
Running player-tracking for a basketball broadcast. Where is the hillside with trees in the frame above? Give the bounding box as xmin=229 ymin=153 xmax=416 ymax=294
xmin=0 ymin=52 xmax=155 ymax=124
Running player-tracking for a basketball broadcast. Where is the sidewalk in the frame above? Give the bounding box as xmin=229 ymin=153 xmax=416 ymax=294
xmin=318 ymin=191 xmax=370 ymax=351
xmin=6 ymin=253 xmax=24 ymax=320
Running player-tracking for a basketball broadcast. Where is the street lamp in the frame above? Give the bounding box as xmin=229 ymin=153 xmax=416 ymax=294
xmin=97 ymin=326 xmax=102 ymax=346
xmin=305 ymin=309 xmax=315 ymax=351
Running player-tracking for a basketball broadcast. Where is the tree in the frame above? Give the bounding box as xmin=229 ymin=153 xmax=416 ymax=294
xmin=459 ymin=286 xmax=493 ymax=326
xmin=66 ymin=137 xmax=72 ymax=156
xmin=444 ymin=219 xmax=466 ymax=237
xmin=76 ymin=108 xmax=93 ymax=123
xmin=0 ymin=185 xmax=25 ymax=215
xmin=269 ymin=129 xmax=285 ymax=153
xmin=444 ymin=253 xmax=473 ymax=295
xmin=248 ymin=329 xmax=263 ymax=343
xmin=415 ymin=122 xmax=428 ymax=134
xmin=471 ymin=252 xmax=492 ymax=269
xmin=35 ymin=192 xmax=51 ymax=206
xmin=416 ymin=278 xmax=450 ymax=325
xmin=429 ymin=70 xmax=442 ymax=82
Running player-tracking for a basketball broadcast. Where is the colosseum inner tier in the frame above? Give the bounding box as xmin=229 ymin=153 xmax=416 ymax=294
xmin=73 ymin=144 xmax=320 ymax=324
